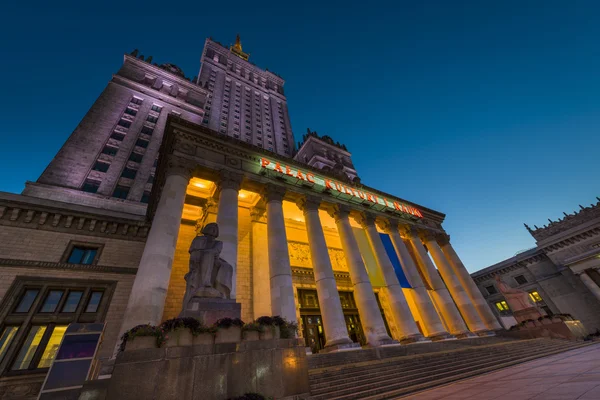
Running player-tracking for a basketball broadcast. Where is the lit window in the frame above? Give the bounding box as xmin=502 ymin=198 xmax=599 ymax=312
xmin=514 ymin=275 xmax=528 ymax=285
xmin=37 ymin=325 xmax=68 ymax=368
xmin=0 ymin=327 xmax=19 ymax=363
xmin=12 ymin=325 xmax=48 ymax=370
xmin=495 ymin=301 xmax=510 ymax=312
xmin=529 ymin=291 xmax=543 ymax=303
xmin=67 ymin=246 xmax=98 ymax=265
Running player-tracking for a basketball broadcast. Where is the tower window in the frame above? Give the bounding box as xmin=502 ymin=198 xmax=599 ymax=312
xmin=92 ymin=161 xmax=109 ymax=172
xmin=135 ymin=138 xmax=149 ymax=148
xmin=121 ymin=168 xmax=137 ymax=180
xmin=141 ymin=191 xmax=151 ymax=204
xmin=110 ymin=131 xmax=125 ymax=141
xmin=82 ymin=180 xmax=100 ymax=193
xmin=117 ymin=119 xmax=131 ymax=128
xmin=124 ymin=108 xmax=137 ymax=116
xmin=129 ymin=152 xmax=143 ymax=163
xmin=67 ymin=246 xmax=98 ymax=265
xmin=147 ymin=115 xmax=158 ymax=123
xmin=485 ymin=285 xmax=497 ymax=295
xmin=514 ymin=275 xmax=528 ymax=285
xmin=141 ymin=126 xmax=153 ymax=135
xmin=101 ymin=146 xmax=118 ymax=156
xmin=151 ymin=105 xmax=162 ymax=112
xmin=131 ymin=97 xmax=143 ymax=105
xmin=112 ymin=186 xmax=130 ymax=199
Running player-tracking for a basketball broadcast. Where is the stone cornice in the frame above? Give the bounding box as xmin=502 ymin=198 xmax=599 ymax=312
xmin=291 ymin=266 xmax=352 ymax=284
xmin=160 ymin=117 xmax=446 ymax=225
xmin=0 ymin=200 xmax=150 ymax=241
xmin=0 ymin=258 xmax=137 ymax=275
xmin=471 ymin=250 xmax=548 ymax=283
xmin=537 ymin=226 xmax=600 ymax=254
xmin=528 ymin=199 xmax=600 ymax=241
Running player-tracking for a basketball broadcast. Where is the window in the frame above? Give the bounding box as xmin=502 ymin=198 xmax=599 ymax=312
xmin=529 ymin=291 xmax=543 ymax=303
xmin=101 ymin=146 xmax=118 ymax=156
xmin=202 ymin=119 xmax=209 ymax=124
xmin=136 ymin=138 xmax=149 ymax=148
xmin=131 ymin=97 xmax=143 ymax=105
xmin=121 ymin=168 xmax=137 ymax=180
xmin=141 ymin=191 xmax=151 ymax=204
xmin=485 ymin=285 xmax=497 ymax=295
xmin=141 ymin=126 xmax=153 ymax=135
xmin=151 ymin=105 xmax=162 ymax=112
xmin=129 ymin=152 xmax=143 ymax=163
xmin=110 ymin=131 xmax=125 ymax=141
xmin=67 ymin=246 xmax=98 ymax=265
xmin=514 ymin=275 xmax=528 ymax=285
xmin=146 ymin=115 xmax=158 ymax=123
xmin=147 ymin=175 xmax=155 ymax=184
xmin=124 ymin=108 xmax=137 ymax=116
xmin=82 ymin=180 xmax=100 ymax=194
xmin=0 ymin=279 xmax=113 ymax=375
xmin=117 ymin=119 xmax=131 ymax=128
xmin=92 ymin=161 xmax=109 ymax=172
xmin=112 ymin=186 xmax=130 ymax=199
xmin=495 ymin=301 xmax=510 ymax=312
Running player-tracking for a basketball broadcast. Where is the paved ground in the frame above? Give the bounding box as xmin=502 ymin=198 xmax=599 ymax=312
xmin=399 ymin=342 xmax=600 ymax=400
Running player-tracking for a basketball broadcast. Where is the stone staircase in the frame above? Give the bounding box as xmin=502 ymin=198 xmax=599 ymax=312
xmin=307 ymin=338 xmax=592 ymax=400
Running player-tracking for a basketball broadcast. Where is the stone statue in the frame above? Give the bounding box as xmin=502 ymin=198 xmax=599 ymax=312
xmin=494 ymin=275 xmax=535 ymax=311
xmin=182 ymin=223 xmax=233 ymax=309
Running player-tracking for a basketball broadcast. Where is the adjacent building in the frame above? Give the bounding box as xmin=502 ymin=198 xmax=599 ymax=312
xmin=0 ymin=36 xmax=500 ymax=398
xmin=471 ymin=200 xmax=600 ymax=333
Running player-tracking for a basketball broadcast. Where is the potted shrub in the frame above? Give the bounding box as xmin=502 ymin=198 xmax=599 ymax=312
xmin=280 ymin=319 xmax=298 ymax=339
xmin=242 ymin=322 xmax=264 ymax=341
xmin=539 ymin=316 xmax=553 ymax=325
xmin=194 ymin=325 xmax=217 ymax=346
xmin=120 ymin=324 xmax=165 ymax=352
xmin=214 ymin=318 xmax=244 ymax=344
xmin=256 ymin=316 xmax=279 ymax=340
xmin=160 ymin=317 xmax=198 ymax=347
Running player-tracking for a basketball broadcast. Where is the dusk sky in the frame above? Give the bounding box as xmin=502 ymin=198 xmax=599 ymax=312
xmin=1 ymin=1 xmax=598 ymax=272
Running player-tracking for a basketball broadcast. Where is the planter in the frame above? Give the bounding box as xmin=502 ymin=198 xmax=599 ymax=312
xmin=215 ymin=326 xmax=241 ymax=344
xmin=540 ymin=318 xmax=553 ymax=325
xmin=193 ymin=332 xmax=214 ymax=346
xmin=243 ymin=331 xmax=260 ymax=342
xmin=551 ymin=317 xmax=563 ymax=324
xmin=166 ymin=329 xmax=194 ymax=347
xmin=259 ymin=325 xmax=280 ymax=340
xmin=525 ymin=321 xmax=536 ymax=328
xmin=125 ymin=336 xmax=156 ymax=351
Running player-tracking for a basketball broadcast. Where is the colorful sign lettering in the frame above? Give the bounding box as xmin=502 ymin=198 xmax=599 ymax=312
xmin=260 ymin=157 xmax=423 ymax=218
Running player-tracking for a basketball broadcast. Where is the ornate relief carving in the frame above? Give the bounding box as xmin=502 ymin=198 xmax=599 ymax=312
xmin=288 ymin=241 xmax=311 ymax=268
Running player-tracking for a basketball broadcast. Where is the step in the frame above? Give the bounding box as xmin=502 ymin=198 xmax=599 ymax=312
xmin=309 ymin=341 xmax=555 ymax=387
xmin=322 ymin=341 xmax=591 ymax=400
xmin=310 ymin=342 xmax=577 ymax=398
xmin=309 ymin=341 xmax=565 ymax=392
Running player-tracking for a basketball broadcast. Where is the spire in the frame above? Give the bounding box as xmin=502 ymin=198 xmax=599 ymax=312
xmin=230 ymin=34 xmax=249 ymax=61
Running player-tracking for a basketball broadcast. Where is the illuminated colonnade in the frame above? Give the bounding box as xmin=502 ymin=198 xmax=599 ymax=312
xmin=117 ymin=158 xmax=499 ymax=352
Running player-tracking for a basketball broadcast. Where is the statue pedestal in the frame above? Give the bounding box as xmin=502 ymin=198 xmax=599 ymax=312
xmin=513 ymin=307 xmax=544 ymax=323
xmin=180 ymin=297 xmax=241 ymax=326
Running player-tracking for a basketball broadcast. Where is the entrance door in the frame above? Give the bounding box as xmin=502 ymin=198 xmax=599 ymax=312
xmin=301 ymin=315 xmax=325 ymax=354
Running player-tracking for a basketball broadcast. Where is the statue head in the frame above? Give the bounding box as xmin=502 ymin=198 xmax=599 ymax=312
xmin=201 ymin=223 xmax=219 ymax=238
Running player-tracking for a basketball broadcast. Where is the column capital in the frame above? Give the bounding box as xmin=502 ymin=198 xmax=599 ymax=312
xmin=296 ymin=195 xmax=321 ymax=214
xmin=376 ymin=218 xmax=402 ymax=234
xmin=262 ymin=184 xmax=286 ymax=203
xmin=218 ymin=170 xmax=243 ymax=191
xmin=165 ymin=156 xmax=195 ymax=181
xmin=398 ymin=224 xmax=416 ymax=238
xmin=354 ymin=211 xmax=376 ymax=229
xmin=250 ymin=206 xmax=266 ymax=223
xmin=418 ymin=229 xmax=437 ymax=242
xmin=327 ymin=203 xmax=351 ymax=222
xmin=436 ymin=232 xmax=451 ymax=246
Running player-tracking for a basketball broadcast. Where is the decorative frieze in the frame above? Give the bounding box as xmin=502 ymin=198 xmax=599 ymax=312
xmin=0 ymin=258 xmax=137 ymax=275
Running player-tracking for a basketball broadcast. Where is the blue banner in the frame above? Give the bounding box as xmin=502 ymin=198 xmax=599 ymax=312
xmin=379 ymin=233 xmax=412 ymax=288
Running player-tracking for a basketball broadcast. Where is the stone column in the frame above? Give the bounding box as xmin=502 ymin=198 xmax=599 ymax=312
xmin=115 ymin=164 xmax=191 ymax=353
xmin=250 ymin=206 xmax=271 ymax=318
xmin=580 ymin=271 xmax=600 ymax=302
xmin=438 ymin=235 xmax=503 ymax=331
xmin=215 ymin=171 xmax=243 ymax=299
xmin=264 ymin=185 xmax=297 ymax=323
xmin=297 ymin=197 xmax=356 ymax=351
xmin=356 ymin=212 xmax=426 ymax=343
xmin=404 ymin=226 xmax=471 ymax=337
xmin=329 ymin=205 xmax=395 ymax=347
xmin=379 ymin=219 xmax=451 ymax=340
xmin=420 ymin=231 xmax=488 ymax=334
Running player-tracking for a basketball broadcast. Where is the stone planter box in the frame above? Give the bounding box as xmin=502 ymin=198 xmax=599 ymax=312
xmin=525 ymin=321 xmax=536 ymax=328
xmin=193 ymin=332 xmax=214 ymax=346
xmin=540 ymin=318 xmax=553 ymax=325
xmin=242 ymin=330 xmax=260 ymax=342
xmin=215 ymin=326 xmax=241 ymax=344
xmin=260 ymin=325 xmax=280 ymax=340
xmin=166 ymin=329 xmax=193 ymax=347
xmin=125 ymin=336 xmax=156 ymax=352
xmin=552 ymin=317 xmax=563 ymax=323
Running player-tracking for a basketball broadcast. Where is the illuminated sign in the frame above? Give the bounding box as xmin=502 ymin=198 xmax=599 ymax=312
xmin=260 ymin=158 xmax=423 ymax=218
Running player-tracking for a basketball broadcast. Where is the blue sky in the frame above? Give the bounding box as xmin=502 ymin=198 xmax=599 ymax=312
xmin=1 ymin=1 xmax=598 ymax=272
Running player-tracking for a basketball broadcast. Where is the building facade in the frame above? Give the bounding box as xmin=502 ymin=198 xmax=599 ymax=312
xmin=0 ymin=37 xmax=500 ymax=398
xmin=471 ymin=200 xmax=600 ymax=334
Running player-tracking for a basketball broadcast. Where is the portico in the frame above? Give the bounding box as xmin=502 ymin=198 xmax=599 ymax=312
xmin=116 ymin=117 xmax=499 ymax=352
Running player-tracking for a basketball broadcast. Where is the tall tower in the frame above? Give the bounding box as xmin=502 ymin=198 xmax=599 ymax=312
xmin=198 ymin=36 xmax=295 ymax=157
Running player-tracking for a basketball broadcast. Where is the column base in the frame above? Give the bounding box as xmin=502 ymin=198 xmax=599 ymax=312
xmin=427 ymin=332 xmax=457 ymax=342
xmin=365 ymin=337 xmax=401 ymax=348
xmin=320 ymin=342 xmax=362 ymax=353
xmin=454 ymin=331 xmax=478 ymax=339
xmin=399 ymin=334 xmax=431 ymax=344
xmin=475 ymin=330 xmax=496 ymax=337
